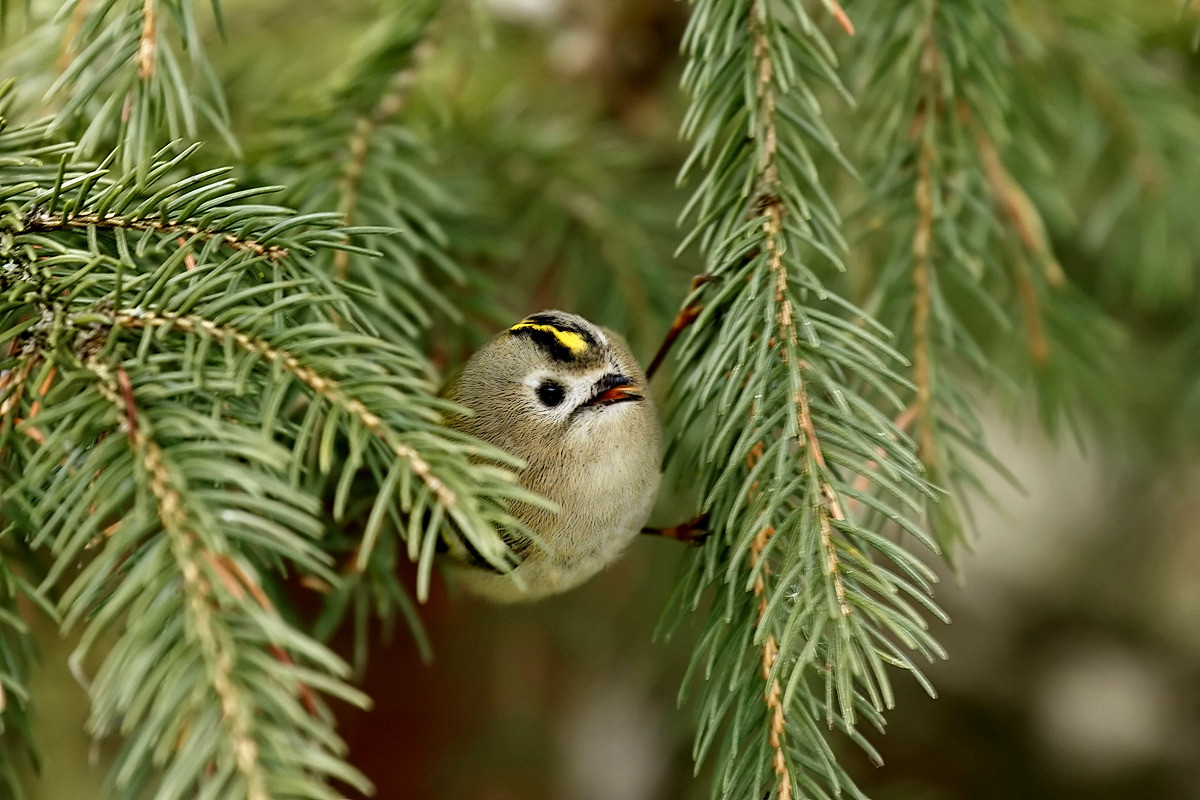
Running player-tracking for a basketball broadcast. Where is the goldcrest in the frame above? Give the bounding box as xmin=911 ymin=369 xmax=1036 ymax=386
xmin=442 ymin=310 xmax=662 ymax=602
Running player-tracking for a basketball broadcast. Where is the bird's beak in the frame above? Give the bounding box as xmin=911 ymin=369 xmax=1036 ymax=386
xmin=584 ymin=375 xmax=642 ymax=407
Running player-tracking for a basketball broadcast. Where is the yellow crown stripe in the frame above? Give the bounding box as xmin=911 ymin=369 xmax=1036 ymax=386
xmin=509 ymin=321 xmax=589 ymax=355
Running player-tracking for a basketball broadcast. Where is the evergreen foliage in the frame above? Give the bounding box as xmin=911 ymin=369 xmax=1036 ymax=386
xmin=47 ymin=0 xmax=233 ymax=173
xmin=660 ymin=2 xmax=943 ymax=798
xmin=0 ymin=70 xmax=532 ymax=796
xmin=0 ymin=1 xmax=1198 ymax=798
xmin=255 ymin=0 xmax=458 ymax=346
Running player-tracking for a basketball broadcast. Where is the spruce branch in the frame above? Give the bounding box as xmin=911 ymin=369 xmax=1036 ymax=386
xmin=0 ymin=89 xmax=543 ymax=793
xmin=106 ymin=307 xmax=458 ymax=514
xmin=23 ymin=209 xmax=290 ymax=261
xmin=44 ymin=0 xmax=233 ymax=172
xmin=333 ymin=34 xmax=435 ymax=283
xmin=1004 ymin=4 xmax=1187 ymax=381
xmin=749 ymin=0 xmax=853 ymax=620
xmin=663 ymin=1 xmax=946 ymax=798
xmin=87 ymin=360 xmax=276 ymax=800
xmin=258 ymin=2 xmax=458 ymax=345
xmin=850 ymin=0 xmax=1115 ymax=556
xmin=13 ymin=355 xmax=371 ymax=800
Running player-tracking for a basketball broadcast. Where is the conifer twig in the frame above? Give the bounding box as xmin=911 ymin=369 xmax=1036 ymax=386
xmin=24 ymin=210 xmax=289 ymax=261
xmin=737 ymin=6 xmax=854 ymax=795
xmin=137 ymin=0 xmax=158 ymax=80
xmin=747 ymin=11 xmax=802 ymax=791
xmin=645 ymin=276 xmax=711 ymax=381
xmin=89 ymin=361 xmax=269 ymax=800
xmin=106 ymin=308 xmax=458 ymax=513
xmin=672 ymin=0 xmax=947 ymax=793
xmin=1014 ymin=263 xmax=1051 ymax=367
xmin=335 ymin=39 xmax=435 ymax=281
xmin=967 ymin=103 xmax=1065 ymax=288
xmin=912 ymin=27 xmax=939 ymax=467
xmin=967 ymin=107 xmax=1055 ymax=367
xmin=749 ymin=523 xmax=790 ymax=800
xmin=751 ymin=10 xmax=850 ymax=615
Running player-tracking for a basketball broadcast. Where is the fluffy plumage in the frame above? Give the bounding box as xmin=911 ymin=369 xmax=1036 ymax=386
xmin=442 ymin=311 xmax=662 ymax=602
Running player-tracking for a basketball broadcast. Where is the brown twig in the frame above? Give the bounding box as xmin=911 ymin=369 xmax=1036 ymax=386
xmin=741 ymin=4 xmax=861 ymax=795
xmin=792 ymin=367 xmax=851 ymax=618
xmin=137 ymin=0 xmax=158 ymax=80
xmin=645 ymin=276 xmax=712 ymax=381
xmin=334 ymin=40 xmax=435 ymax=281
xmin=965 ymin=102 xmax=1065 ymax=288
xmin=24 ymin=211 xmax=289 ymax=262
xmin=749 ymin=524 xmax=790 ymax=800
xmin=908 ymin=22 xmax=942 ymax=471
xmin=1014 ymin=264 xmax=1050 ymax=367
xmin=89 ymin=361 xmax=268 ymax=800
xmin=757 ymin=72 xmax=851 ymax=617
xmin=752 ymin=14 xmax=793 ymax=796
xmin=116 ymin=367 xmax=138 ymax=440
xmin=912 ymin=136 xmax=936 ymax=466
xmin=641 ymin=513 xmax=709 ymax=546
xmin=963 ymin=104 xmax=1055 ymax=367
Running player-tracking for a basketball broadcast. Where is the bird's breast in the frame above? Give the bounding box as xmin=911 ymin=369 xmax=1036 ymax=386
xmin=515 ymin=417 xmax=661 ymax=583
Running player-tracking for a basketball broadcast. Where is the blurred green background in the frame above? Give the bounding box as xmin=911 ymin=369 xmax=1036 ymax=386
xmin=9 ymin=0 xmax=1200 ymax=798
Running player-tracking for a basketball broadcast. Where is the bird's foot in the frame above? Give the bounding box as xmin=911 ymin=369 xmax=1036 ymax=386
xmin=642 ymin=513 xmax=710 ymax=546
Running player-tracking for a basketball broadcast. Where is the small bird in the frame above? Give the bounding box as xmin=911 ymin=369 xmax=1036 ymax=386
xmin=442 ymin=310 xmax=662 ymax=602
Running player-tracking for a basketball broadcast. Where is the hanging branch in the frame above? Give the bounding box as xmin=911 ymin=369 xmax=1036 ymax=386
xmin=853 ymin=0 xmax=1120 ymax=559
xmin=661 ymin=1 xmax=946 ymax=798
xmin=45 ymin=0 xmax=233 ymax=173
xmin=1003 ymin=3 xmax=1200 ymax=441
xmin=256 ymin=2 xmax=459 ymax=345
xmin=1008 ymin=4 xmax=1198 ymax=308
xmin=0 ymin=82 xmax=541 ymax=796
xmin=854 ymin=0 xmax=1002 ymax=559
xmin=81 ymin=361 xmax=288 ymax=800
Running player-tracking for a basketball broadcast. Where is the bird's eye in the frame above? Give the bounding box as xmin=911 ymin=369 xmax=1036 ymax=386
xmin=536 ymin=381 xmax=565 ymax=407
